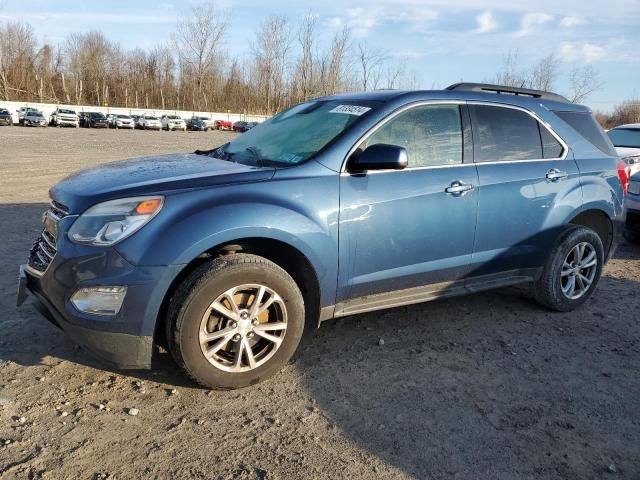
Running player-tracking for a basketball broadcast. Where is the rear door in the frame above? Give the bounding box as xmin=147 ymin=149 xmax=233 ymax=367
xmin=468 ymin=103 xmax=581 ymax=281
xmin=337 ymin=103 xmax=479 ymax=314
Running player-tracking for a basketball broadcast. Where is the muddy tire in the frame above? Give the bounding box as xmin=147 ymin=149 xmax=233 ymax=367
xmin=166 ymin=254 xmax=305 ymax=390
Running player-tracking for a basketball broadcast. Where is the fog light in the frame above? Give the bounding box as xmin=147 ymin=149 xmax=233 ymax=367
xmin=71 ymin=286 xmax=127 ymax=316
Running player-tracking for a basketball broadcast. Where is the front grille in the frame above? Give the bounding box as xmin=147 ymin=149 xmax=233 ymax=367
xmin=27 ymin=201 xmax=69 ymax=274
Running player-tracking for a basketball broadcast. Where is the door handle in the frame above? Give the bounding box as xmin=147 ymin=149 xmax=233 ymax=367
xmin=445 ymin=181 xmax=474 ymax=195
xmin=546 ymin=168 xmax=569 ymax=181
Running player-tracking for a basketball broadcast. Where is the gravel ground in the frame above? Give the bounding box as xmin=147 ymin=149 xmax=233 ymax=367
xmin=0 ymin=127 xmax=639 ymax=480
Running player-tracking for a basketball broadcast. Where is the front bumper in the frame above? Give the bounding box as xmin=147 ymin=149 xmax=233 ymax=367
xmin=0 ymin=117 xmax=11 ymax=125
xmin=56 ymin=118 xmax=79 ymax=126
xmin=19 ymin=224 xmax=183 ymax=369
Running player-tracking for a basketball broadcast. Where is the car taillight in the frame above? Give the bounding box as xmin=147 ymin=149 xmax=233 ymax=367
xmin=618 ymin=160 xmax=630 ymax=194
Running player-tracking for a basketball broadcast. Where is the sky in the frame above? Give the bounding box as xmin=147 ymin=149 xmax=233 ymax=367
xmin=1 ymin=0 xmax=638 ymax=111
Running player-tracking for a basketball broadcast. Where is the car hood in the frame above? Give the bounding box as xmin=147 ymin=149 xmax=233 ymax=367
xmin=616 ymin=146 xmax=640 ymax=159
xmin=51 ymin=153 xmax=276 ymax=213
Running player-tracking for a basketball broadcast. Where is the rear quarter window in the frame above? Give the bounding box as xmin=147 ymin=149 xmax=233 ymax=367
xmin=554 ymin=111 xmax=617 ymax=156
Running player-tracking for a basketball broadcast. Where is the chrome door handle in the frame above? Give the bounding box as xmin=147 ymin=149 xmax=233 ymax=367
xmin=445 ymin=181 xmax=474 ymax=195
xmin=546 ymin=168 xmax=568 ymax=181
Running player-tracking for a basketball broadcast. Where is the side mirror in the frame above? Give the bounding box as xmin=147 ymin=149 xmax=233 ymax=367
xmin=349 ymin=143 xmax=408 ymax=172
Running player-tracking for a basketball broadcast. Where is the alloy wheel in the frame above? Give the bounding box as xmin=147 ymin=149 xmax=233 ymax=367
xmin=560 ymin=242 xmax=598 ymax=300
xmin=198 ymin=284 xmax=288 ymax=372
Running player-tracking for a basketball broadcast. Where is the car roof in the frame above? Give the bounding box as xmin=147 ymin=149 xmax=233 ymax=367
xmin=317 ymin=87 xmax=590 ymax=113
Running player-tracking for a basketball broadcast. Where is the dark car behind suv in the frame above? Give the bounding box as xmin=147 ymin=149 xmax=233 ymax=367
xmin=18 ymin=83 xmax=625 ymax=389
xmin=0 ymin=108 xmax=12 ymax=125
xmin=83 ymin=112 xmax=109 ymax=128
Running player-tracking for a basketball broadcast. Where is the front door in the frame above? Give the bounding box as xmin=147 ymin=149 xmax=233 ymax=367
xmin=336 ymin=103 xmax=479 ymax=316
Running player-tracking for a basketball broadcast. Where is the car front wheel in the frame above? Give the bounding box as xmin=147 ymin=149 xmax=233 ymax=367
xmin=534 ymin=226 xmax=604 ymax=311
xmin=167 ymin=254 xmax=305 ymax=389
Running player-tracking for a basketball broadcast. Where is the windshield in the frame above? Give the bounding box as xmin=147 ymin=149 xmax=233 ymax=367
xmin=117 ymin=115 xmax=130 ymax=119
xmin=0 ymin=109 xmax=8 ymax=114
xmin=59 ymin=109 xmax=75 ymax=114
xmin=91 ymin=113 xmax=105 ymax=118
xmin=168 ymin=115 xmax=180 ymax=119
xmin=213 ymin=100 xmax=381 ymax=167
xmin=607 ymin=128 xmax=640 ymax=148
xmin=145 ymin=116 xmax=158 ymax=120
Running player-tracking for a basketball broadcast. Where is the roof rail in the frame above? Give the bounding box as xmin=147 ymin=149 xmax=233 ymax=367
xmin=446 ymin=82 xmax=570 ymax=103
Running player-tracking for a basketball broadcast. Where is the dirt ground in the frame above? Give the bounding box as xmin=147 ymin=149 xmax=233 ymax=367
xmin=1 ymin=127 xmax=639 ymax=480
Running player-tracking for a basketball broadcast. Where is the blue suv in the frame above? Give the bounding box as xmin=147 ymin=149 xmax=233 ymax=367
xmin=18 ymin=83 xmax=626 ymax=389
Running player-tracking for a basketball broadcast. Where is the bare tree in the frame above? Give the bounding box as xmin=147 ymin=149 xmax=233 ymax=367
xmin=294 ymin=13 xmax=317 ymax=103
xmin=252 ymin=15 xmax=292 ymax=114
xmin=529 ymin=53 xmax=559 ymax=91
xmin=174 ymin=2 xmax=229 ymax=110
xmin=494 ymin=50 xmax=527 ymax=87
xmin=356 ymin=43 xmax=388 ymax=91
xmin=567 ymin=65 xmax=602 ymax=103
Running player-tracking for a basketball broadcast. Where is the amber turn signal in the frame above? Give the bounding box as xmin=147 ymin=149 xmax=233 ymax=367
xmin=135 ymin=198 xmax=162 ymax=215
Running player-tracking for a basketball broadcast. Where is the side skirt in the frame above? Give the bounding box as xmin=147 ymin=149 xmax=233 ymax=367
xmin=320 ymin=268 xmax=541 ymax=323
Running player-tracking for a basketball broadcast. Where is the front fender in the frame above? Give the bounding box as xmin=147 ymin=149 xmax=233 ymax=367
xmin=115 ymin=166 xmax=340 ymax=307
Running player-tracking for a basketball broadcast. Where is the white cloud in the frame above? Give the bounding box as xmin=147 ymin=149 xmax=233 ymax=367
xmin=327 ymin=5 xmax=438 ymax=37
xmin=516 ymin=12 xmax=554 ymax=36
xmin=560 ymin=16 xmax=586 ymax=27
xmin=559 ymin=42 xmax=606 ymax=62
xmin=474 ymin=11 xmax=497 ymax=33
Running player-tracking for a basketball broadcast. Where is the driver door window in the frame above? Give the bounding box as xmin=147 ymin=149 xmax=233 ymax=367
xmin=360 ymin=104 xmax=463 ymax=167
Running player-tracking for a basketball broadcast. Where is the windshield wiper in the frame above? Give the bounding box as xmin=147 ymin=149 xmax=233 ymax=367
xmin=244 ymin=146 xmax=265 ymax=167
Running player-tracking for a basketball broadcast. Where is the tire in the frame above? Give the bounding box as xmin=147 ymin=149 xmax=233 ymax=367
xmin=167 ymin=254 xmax=305 ymax=389
xmin=533 ymin=226 xmax=604 ymax=312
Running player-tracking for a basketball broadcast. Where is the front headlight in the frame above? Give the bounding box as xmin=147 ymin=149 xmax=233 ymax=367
xmin=68 ymin=196 xmax=164 ymax=246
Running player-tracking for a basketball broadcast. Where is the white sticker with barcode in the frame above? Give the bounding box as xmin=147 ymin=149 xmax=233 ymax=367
xmin=329 ymin=105 xmax=371 ymax=116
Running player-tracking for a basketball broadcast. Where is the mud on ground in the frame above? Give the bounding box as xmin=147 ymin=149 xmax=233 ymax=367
xmin=1 ymin=127 xmax=639 ymax=479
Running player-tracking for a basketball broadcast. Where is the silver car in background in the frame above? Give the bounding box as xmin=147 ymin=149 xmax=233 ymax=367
xmin=138 ymin=114 xmax=162 ymax=130
xmin=112 ymin=114 xmax=135 ymax=129
xmin=607 ymin=124 xmax=640 ymax=177
xmin=161 ymin=114 xmax=187 ymax=131
xmin=50 ymin=108 xmax=79 ymax=128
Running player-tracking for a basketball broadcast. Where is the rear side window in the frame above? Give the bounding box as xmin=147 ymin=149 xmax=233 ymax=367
xmin=554 ymin=111 xmax=617 ymax=156
xmin=469 ymin=105 xmax=542 ymax=162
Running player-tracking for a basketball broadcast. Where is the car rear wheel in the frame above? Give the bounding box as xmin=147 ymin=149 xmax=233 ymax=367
xmin=533 ymin=226 xmax=603 ymax=312
xmin=167 ymin=254 xmax=305 ymax=389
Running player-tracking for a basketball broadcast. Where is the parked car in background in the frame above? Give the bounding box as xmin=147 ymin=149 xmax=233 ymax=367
xmin=625 ymin=173 xmax=640 ymax=243
xmin=111 ymin=114 xmax=135 ymax=129
xmin=0 ymin=108 xmax=12 ymax=126
xmin=83 ymin=112 xmax=109 ymax=128
xmin=131 ymin=115 xmax=142 ymax=129
xmin=232 ymin=121 xmax=248 ymax=132
xmin=139 ymin=114 xmax=162 ymax=130
xmin=245 ymin=121 xmax=258 ymax=131
xmin=50 ymin=108 xmax=79 ymax=128
xmin=161 ymin=115 xmax=187 ymax=131
xmin=607 ymin=124 xmax=640 ymax=177
xmin=23 ymin=111 xmax=47 ymax=127
xmin=186 ymin=117 xmax=208 ymax=131
xmin=214 ymin=119 xmax=232 ymax=131
xmin=17 ymin=107 xmax=39 ymax=125
xmin=17 ymin=83 xmax=626 ymax=390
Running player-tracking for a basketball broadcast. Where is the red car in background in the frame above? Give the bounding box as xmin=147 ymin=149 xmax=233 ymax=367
xmin=214 ymin=120 xmax=232 ymax=131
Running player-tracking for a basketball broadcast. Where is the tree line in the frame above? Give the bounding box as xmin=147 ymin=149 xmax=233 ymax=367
xmin=0 ymin=4 xmax=413 ymax=115
xmin=0 ymin=2 xmax=633 ymax=123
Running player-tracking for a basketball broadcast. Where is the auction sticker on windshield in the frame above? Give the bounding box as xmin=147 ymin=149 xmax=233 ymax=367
xmin=329 ymin=105 xmax=372 ymax=116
